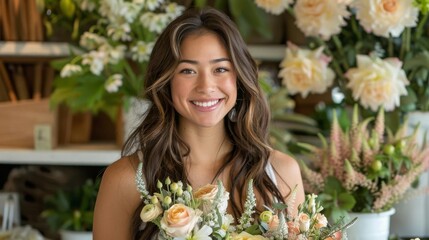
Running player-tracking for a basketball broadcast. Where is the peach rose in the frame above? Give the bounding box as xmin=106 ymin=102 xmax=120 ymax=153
xmin=140 ymin=203 xmax=163 ymax=222
xmin=298 ymin=213 xmax=310 ymax=232
xmin=160 ymin=203 xmax=201 ymax=238
xmin=294 ymin=0 xmax=350 ymax=40
xmin=268 ymin=215 xmax=280 ymax=231
xmin=194 ymin=183 xmax=229 ymax=213
xmin=193 ymin=184 xmax=218 ymax=201
xmin=345 ymin=55 xmax=409 ymax=111
xmin=315 ymin=213 xmax=328 ymax=229
xmin=231 ymin=231 xmax=269 ymax=240
xmin=255 ymin=0 xmax=293 ymax=15
xmin=353 ymin=0 xmax=419 ymax=37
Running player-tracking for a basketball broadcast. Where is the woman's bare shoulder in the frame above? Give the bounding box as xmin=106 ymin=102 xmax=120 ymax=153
xmin=93 ymin=154 xmax=141 ymax=239
xmin=269 ymin=150 xmax=305 ymax=213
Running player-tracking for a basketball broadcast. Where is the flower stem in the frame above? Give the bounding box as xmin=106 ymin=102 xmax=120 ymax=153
xmin=332 ymin=35 xmax=350 ymax=69
xmin=400 ymin=28 xmax=411 ymax=60
xmin=415 ymin=13 xmax=429 ymax=40
xmin=350 ymin=16 xmax=362 ymax=41
xmin=388 ymin=36 xmax=394 ymax=57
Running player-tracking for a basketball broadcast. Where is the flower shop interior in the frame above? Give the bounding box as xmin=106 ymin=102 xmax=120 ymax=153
xmin=0 ymin=0 xmax=429 ymax=239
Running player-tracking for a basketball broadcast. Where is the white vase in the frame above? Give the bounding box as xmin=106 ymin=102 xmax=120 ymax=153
xmin=390 ymin=111 xmax=429 ymax=237
xmin=346 ymin=208 xmax=395 ymax=240
xmin=60 ymin=230 xmax=92 ymax=240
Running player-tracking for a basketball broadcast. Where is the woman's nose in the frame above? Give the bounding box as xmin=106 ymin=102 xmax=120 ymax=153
xmin=196 ymin=71 xmax=215 ymax=93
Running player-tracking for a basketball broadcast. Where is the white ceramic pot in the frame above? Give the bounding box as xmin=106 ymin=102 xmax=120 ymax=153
xmin=390 ymin=111 xmax=429 ymax=237
xmin=346 ymin=208 xmax=395 ymax=240
xmin=60 ymin=230 xmax=92 ymax=240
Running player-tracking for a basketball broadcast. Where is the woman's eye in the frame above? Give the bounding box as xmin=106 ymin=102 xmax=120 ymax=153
xmin=180 ymin=69 xmax=195 ymax=74
xmin=215 ymin=67 xmax=228 ymax=73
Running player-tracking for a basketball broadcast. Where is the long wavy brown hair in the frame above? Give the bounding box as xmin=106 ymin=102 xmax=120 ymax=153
xmin=122 ymin=7 xmax=287 ymax=239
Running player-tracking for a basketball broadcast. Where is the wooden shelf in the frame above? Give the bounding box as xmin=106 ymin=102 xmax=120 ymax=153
xmin=0 ymin=41 xmax=79 ymax=58
xmin=0 ymin=143 xmax=121 ymax=166
xmin=0 ymin=41 xmax=284 ymax=61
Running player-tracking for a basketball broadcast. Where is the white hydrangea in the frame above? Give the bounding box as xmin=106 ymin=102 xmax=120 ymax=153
xmin=105 ymin=74 xmax=123 ymax=93
xmin=131 ymin=41 xmax=154 ymax=62
xmin=60 ymin=64 xmax=82 ymax=78
xmin=255 ymin=0 xmax=293 ymax=15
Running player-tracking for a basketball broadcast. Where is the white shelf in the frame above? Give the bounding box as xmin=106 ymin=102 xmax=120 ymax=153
xmin=248 ymin=44 xmax=285 ymax=61
xmin=0 ymin=144 xmax=121 ymax=166
xmin=0 ymin=41 xmax=78 ymax=58
xmin=0 ymin=41 xmax=284 ymax=61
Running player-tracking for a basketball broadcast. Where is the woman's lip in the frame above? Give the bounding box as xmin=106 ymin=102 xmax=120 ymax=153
xmin=191 ymin=98 xmax=223 ymax=111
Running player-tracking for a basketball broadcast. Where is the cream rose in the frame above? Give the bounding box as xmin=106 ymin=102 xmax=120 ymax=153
xmin=278 ymin=44 xmax=335 ymax=98
xmin=140 ymin=203 xmax=163 ymax=222
xmin=345 ymin=55 xmax=409 ymax=112
xmin=298 ymin=213 xmax=310 ymax=232
xmin=315 ymin=213 xmax=328 ymax=229
xmin=353 ymin=0 xmax=419 ymax=37
xmin=160 ymin=203 xmax=201 ymax=238
xmin=294 ymin=0 xmax=350 ymax=40
xmin=255 ymin=0 xmax=293 ymax=15
xmin=231 ymin=231 xmax=269 ymax=240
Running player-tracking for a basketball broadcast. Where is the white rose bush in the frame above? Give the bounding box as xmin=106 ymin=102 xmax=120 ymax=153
xmin=135 ymin=165 xmax=354 ymax=240
xmin=258 ymin=0 xmax=429 ymax=117
xmin=50 ymin=0 xmax=185 ymax=118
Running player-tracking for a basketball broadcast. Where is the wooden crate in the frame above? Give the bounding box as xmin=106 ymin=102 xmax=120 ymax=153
xmin=0 ymin=99 xmax=57 ymax=148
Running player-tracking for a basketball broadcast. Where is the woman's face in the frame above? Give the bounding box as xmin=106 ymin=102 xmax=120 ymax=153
xmin=171 ymin=32 xmax=237 ymax=128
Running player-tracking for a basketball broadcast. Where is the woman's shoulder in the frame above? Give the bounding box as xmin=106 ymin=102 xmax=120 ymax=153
xmin=269 ymin=150 xmax=301 ymax=174
xmin=269 ymin=150 xmax=305 ymax=215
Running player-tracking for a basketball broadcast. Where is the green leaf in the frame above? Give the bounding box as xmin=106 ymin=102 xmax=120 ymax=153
xmin=337 ymin=193 xmax=356 ymax=210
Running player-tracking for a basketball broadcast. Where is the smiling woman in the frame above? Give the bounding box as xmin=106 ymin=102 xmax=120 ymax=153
xmin=93 ymin=7 xmax=305 ymax=240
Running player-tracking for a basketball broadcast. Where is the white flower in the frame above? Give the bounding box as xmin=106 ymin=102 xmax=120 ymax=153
xmin=105 ymin=74 xmax=123 ymax=93
xmin=145 ymin=0 xmax=164 ymax=11
xmin=294 ymin=0 xmax=350 ymax=40
xmin=189 ymin=225 xmax=213 ymax=240
xmin=255 ymin=0 xmax=293 ymax=15
xmin=60 ymin=64 xmax=82 ymax=78
xmin=82 ymin=50 xmax=107 ymax=75
xmin=160 ymin=203 xmax=201 ymax=238
xmin=165 ymin=2 xmax=185 ymax=20
xmin=101 ymin=44 xmax=126 ymax=64
xmin=107 ymin=22 xmax=132 ymax=41
xmin=140 ymin=12 xmax=170 ymax=34
xmin=345 ymin=55 xmax=409 ymax=112
xmin=278 ymin=43 xmax=335 ymax=98
xmin=80 ymin=0 xmax=96 ymax=11
xmin=79 ymin=32 xmax=107 ymax=50
xmin=131 ymin=41 xmax=154 ymax=62
xmin=119 ymin=2 xmax=143 ymax=23
xmin=353 ymin=0 xmax=419 ymax=37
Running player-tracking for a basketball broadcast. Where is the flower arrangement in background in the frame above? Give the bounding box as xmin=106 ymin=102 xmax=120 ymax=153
xmin=135 ymin=166 xmax=352 ymax=239
xmin=298 ymin=105 xmax=429 ymax=220
xmin=256 ymin=0 xmax=429 ymax=116
xmin=50 ymin=0 xmax=185 ymax=118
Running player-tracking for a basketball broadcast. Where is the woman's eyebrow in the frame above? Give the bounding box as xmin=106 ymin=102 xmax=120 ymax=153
xmin=178 ymin=58 xmax=231 ymax=65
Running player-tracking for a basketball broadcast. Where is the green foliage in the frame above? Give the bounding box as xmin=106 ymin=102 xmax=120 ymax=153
xmin=318 ymin=176 xmax=356 ymax=222
xmin=259 ymin=71 xmax=320 ymax=154
xmin=41 ymin=178 xmax=100 ymax=232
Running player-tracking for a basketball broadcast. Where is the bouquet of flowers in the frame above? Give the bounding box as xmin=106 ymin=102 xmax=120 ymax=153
xmin=136 ymin=164 xmax=353 ymax=239
xmin=298 ymin=105 xmax=429 ymax=220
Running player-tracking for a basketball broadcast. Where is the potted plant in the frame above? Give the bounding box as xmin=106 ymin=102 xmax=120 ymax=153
xmin=41 ymin=178 xmax=100 ymax=240
xmin=297 ymin=105 xmax=429 ymax=239
xmin=49 ymin=0 xmax=186 ymax=120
